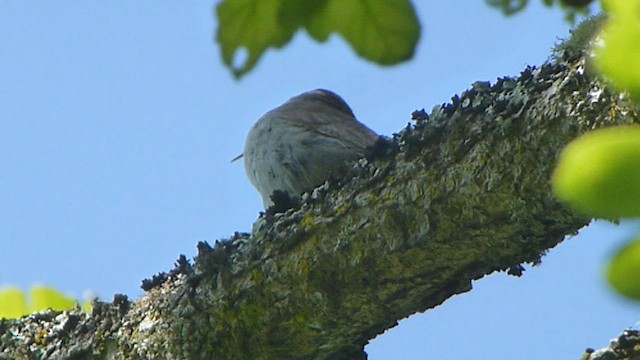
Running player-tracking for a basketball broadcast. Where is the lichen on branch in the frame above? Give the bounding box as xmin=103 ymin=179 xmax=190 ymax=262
xmin=1 ymin=16 xmax=638 ymax=360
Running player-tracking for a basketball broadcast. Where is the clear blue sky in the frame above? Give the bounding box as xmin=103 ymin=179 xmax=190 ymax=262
xmin=1 ymin=1 xmax=637 ymax=359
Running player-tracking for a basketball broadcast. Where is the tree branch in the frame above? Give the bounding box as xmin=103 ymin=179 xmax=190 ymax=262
xmin=1 ymin=17 xmax=638 ymax=360
xmin=580 ymin=329 xmax=640 ymax=359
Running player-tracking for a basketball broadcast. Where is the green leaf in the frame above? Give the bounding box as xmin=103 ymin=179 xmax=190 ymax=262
xmin=595 ymin=0 xmax=640 ymax=99
xmin=216 ymin=0 xmax=298 ymax=79
xmin=278 ymin=0 xmax=329 ymax=30
xmin=485 ymin=0 xmax=529 ymax=15
xmin=560 ymin=0 xmax=593 ymax=8
xmin=608 ymin=239 xmax=640 ymax=301
xmin=216 ymin=0 xmax=420 ymax=78
xmin=305 ymin=0 xmax=420 ymax=65
xmin=0 ymin=287 xmax=28 ymax=319
xmin=552 ymin=126 xmax=640 ymax=219
xmin=30 ymin=285 xmax=77 ymax=312
xmin=0 ymin=285 xmax=90 ymax=319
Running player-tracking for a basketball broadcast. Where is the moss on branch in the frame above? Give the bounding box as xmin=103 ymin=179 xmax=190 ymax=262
xmin=2 ymin=16 xmax=638 ymax=360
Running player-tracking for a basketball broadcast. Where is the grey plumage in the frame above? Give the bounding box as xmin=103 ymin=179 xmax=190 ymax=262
xmin=243 ymin=89 xmax=379 ymax=208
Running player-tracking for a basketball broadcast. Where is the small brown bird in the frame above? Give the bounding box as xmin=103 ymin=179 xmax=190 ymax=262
xmin=240 ymin=89 xmax=379 ymax=208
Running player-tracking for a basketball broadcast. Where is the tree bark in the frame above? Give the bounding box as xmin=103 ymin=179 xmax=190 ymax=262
xmin=579 ymin=329 xmax=640 ymax=360
xmin=1 ymin=16 xmax=638 ymax=360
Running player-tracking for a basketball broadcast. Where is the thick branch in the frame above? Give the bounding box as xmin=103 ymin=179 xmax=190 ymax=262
xmin=2 ymin=20 xmax=638 ymax=360
xmin=580 ymin=329 xmax=640 ymax=359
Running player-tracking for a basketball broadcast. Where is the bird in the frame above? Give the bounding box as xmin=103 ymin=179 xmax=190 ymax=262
xmin=239 ymin=89 xmax=380 ymax=209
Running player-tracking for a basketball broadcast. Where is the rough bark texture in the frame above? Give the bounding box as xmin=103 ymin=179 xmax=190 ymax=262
xmin=580 ymin=329 xmax=640 ymax=360
xmin=1 ymin=17 xmax=638 ymax=360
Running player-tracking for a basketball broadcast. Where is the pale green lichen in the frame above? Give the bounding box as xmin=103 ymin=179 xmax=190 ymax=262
xmin=2 ymin=16 xmax=639 ymax=359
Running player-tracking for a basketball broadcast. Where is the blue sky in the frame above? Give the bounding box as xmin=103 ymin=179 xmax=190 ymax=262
xmin=1 ymin=1 xmax=637 ymax=359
